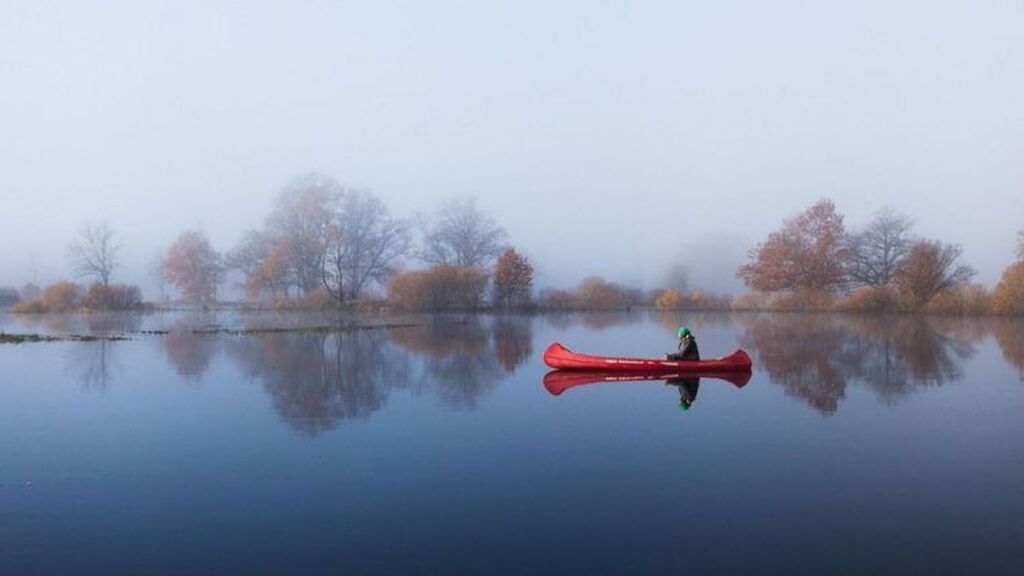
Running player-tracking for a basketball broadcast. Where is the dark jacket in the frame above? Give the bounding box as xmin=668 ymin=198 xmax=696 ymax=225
xmin=667 ymin=335 xmax=699 ymax=361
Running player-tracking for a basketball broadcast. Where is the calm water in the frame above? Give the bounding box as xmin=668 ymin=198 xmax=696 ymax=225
xmin=2 ymin=311 xmax=1023 ymax=575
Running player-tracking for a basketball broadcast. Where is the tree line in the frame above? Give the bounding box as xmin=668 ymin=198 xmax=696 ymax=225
xmin=736 ymin=199 xmax=1024 ymax=314
xmin=5 ymin=173 xmax=535 ymax=312
xmin=2 ymin=189 xmax=1022 ymax=316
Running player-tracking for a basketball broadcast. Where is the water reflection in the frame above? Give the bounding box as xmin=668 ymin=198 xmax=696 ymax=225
xmin=206 ymin=316 xmax=536 ymax=433
xmin=543 ymin=370 xmax=750 ymax=410
xmin=738 ymin=314 xmax=984 ymax=414
xmin=55 ymin=315 xmax=144 ymax=391
xmin=12 ymin=311 xmax=143 ymax=336
xmin=651 ymin=310 xmax=737 ymax=333
xmin=493 ymin=316 xmax=533 ymax=372
xmin=64 ymin=340 xmax=119 ymax=391
xmin=541 ymin=311 xmax=643 ymax=331
xmin=389 ymin=317 xmax=510 ymax=408
xmin=992 ymin=319 xmax=1024 ymax=380
xmin=160 ymin=316 xmax=221 ymax=381
xmin=227 ymin=330 xmax=407 ymax=435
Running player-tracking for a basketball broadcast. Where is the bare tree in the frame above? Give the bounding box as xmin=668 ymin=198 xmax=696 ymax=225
xmin=1017 ymin=229 xmax=1024 ymax=261
xmin=321 ymin=190 xmax=411 ymax=302
xmin=663 ymin=262 xmax=690 ymax=294
xmin=266 ymin=173 xmax=342 ymax=294
xmin=895 ymin=240 xmax=975 ymax=308
xmin=846 ymin=208 xmax=914 ymax=286
xmin=68 ymin=222 xmax=121 ymax=285
xmin=420 ymin=198 xmax=508 ymax=268
xmin=226 ymin=230 xmax=270 ymax=277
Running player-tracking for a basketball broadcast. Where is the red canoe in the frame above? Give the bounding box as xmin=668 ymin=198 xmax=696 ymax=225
xmin=543 ymin=370 xmax=752 ymax=396
xmin=542 ymin=342 xmax=753 ymax=373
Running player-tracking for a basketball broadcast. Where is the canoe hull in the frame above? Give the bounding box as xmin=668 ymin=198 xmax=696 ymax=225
xmin=542 ymin=342 xmax=753 ymax=373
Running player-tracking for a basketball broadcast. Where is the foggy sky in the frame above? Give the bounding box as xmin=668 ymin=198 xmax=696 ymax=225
xmin=2 ymin=0 xmax=1022 ymax=296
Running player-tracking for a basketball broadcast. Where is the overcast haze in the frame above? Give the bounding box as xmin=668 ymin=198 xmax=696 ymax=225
xmin=2 ymin=0 xmax=1022 ymax=295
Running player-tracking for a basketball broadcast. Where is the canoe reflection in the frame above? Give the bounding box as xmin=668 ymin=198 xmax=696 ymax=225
xmin=543 ymin=369 xmax=750 ymax=409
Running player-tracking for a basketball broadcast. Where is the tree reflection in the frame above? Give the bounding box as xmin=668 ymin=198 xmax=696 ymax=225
xmin=226 ymin=330 xmax=408 ymax=435
xmin=890 ymin=320 xmax=961 ymax=385
xmin=389 ymin=316 xmax=531 ymax=408
xmin=162 ymin=331 xmax=219 ymax=381
xmin=739 ymin=315 xmax=852 ymax=414
xmin=9 ymin=311 xmax=142 ymax=337
xmin=651 ymin=311 xmax=736 ymax=333
xmin=61 ymin=314 xmax=142 ymax=390
xmin=83 ymin=312 xmax=143 ymax=335
xmin=738 ymin=314 xmax=982 ymax=414
xmin=142 ymin=314 xmax=535 ymax=432
xmin=65 ymin=340 xmax=118 ymax=391
xmin=993 ymin=319 xmax=1024 ymax=381
xmin=579 ymin=312 xmax=643 ymax=330
xmin=493 ymin=316 xmax=533 ymax=372
xmin=540 ymin=311 xmax=642 ymax=331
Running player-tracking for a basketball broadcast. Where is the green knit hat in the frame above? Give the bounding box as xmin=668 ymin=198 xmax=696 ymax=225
xmin=677 ymin=326 xmax=691 ymax=339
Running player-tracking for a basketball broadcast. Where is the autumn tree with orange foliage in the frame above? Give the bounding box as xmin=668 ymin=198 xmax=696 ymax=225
xmin=739 ymin=199 xmax=848 ymax=294
xmin=894 ymin=240 xmax=975 ymax=310
xmin=992 ymin=262 xmax=1024 ymax=315
xmin=163 ymin=230 xmax=224 ymax=304
xmin=539 ymin=288 xmax=577 ymax=310
xmin=83 ymin=283 xmax=143 ymax=310
xmin=228 ymin=231 xmax=290 ymax=299
xmin=492 ymin=248 xmax=533 ymax=309
xmin=10 ymin=281 xmax=82 ymax=313
xmin=575 ymin=277 xmax=643 ymax=310
xmin=654 ymin=289 xmax=683 ymax=310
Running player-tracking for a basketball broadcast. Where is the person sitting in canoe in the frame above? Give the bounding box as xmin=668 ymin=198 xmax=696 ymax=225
xmin=666 ymin=326 xmax=699 ymax=361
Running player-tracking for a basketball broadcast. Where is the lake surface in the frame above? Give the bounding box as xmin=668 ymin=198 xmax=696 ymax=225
xmin=2 ymin=311 xmax=1023 ymax=575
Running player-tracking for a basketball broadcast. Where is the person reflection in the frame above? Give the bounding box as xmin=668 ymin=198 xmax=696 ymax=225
xmin=667 ymin=377 xmax=700 ymax=410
